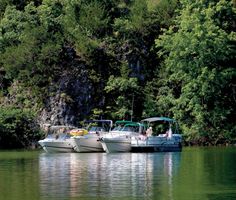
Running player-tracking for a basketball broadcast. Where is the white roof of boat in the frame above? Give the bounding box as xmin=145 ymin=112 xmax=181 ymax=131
xmin=141 ymin=117 xmax=175 ymax=122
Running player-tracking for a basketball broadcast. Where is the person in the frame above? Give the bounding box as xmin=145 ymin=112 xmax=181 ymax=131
xmin=146 ymin=127 xmax=153 ymax=137
xmin=167 ymin=126 xmax=173 ymax=138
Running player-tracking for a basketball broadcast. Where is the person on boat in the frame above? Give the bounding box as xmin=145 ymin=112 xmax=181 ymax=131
xmin=164 ymin=125 xmax=173 ymax=138
xmin=146 ymin=127 xmax=153 ymax=137
xmin=167 ymin=125 xmax=173 ymax=138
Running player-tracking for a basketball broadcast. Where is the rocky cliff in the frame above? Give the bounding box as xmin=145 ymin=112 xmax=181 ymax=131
xmin=38 ymin=64 xmax=94 ymax=127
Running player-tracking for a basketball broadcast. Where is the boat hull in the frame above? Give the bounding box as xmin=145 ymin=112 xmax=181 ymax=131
xmin=131 ymin=135 xmax=182 ymax=152
xmin=131 ymin=144 xmax=182 ymax=152
xmin=38 ymin=140 xmax=74 ymax=153
xmin=100 ymin=137 xmax=131 ymax=153
xmin=71 ymin=136 xmax=104 ymax=152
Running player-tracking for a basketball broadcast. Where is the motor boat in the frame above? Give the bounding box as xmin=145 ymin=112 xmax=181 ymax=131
xmin=131 ymin=117 xmax=182 ymax=152
xmin=70 ymin=120 xmax=113 ymax=152
xmin=38 ymin=125 xmax=76 ymax=153
xmin=100 ymin=121 xmax=143 ymax=153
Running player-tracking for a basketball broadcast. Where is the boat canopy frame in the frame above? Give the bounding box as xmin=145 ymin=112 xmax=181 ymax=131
xmin=141 ymin=117 xmax=179 ymax=134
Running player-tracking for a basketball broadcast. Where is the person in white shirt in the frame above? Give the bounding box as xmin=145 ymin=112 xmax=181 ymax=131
xmin=146 ymin=127 xmax=153 ymax=137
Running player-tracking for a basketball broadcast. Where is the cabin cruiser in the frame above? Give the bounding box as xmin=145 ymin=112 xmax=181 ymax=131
xmin=131 ymin=117 xmax=182 ymax=152
xmin=38 ymin=125 xmax=76 ymax=153
xmin=100 ymin=121 xmax=143 ymax=153
xmin=70 ymin=120 xmax=113 ymax=152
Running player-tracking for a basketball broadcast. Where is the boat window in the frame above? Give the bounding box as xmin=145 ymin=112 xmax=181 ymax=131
xmin=58 ymin=133 xmax=68 ymax=139
xmin=46 ymin=134 xmax=54 ymax=139
xmin=122 ymin=127 xmax=132 ymax=131
xmin=89 ymin=126 xmax=97 ymax=132
xmin=112 ymin=126 xmax=122 ymax=131
xmin=89 ymin=126 xmax=104 ymax=132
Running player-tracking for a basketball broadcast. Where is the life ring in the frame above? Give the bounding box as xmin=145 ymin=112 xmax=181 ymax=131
xmin=70 ymin=129 xmax=88 ymax=136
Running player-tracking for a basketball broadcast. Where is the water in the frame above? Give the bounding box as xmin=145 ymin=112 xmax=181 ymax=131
xmin=0 ymin=147 xmax=236 ymax=200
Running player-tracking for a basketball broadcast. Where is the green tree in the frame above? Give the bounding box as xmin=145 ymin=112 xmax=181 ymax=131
xmin=104 ymin=0 xmax=179 ymax=120
xmin=0 ymin=0 xmax=42 ymax=19
xmin=62 ymin=0 xmax=110 ymax=58
xmin=0 ymin=106 xmax=42 ymax=149
xmin=105 ymin=63 xmax=140 ymax=120
xmin=155 ymin=0 xmax=236 ymax=144
xmin=0 ymin=2 xmax=65 ymax=110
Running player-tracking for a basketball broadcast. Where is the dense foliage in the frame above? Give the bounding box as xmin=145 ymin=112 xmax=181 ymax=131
xmin=154 ymin=0 xmax=236 ymax=144
xmin=0 ymin=0 xmax=235 ymax=148
xmin=0 ymin=106 xmax=42 ymax=148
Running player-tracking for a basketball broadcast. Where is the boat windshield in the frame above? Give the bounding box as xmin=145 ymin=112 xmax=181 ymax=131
xmin=44 ymin=125 xmax=76 ymax=139
xmin=118 ymin=123 xmax=143 ymax=133
xmin=121 ymin=126 xmax=133 ymax=132
xmin=112 ymin=126 xmax=122 ymax=131
xmin=89 ymin=126 xmax=104 ymax=132
xmin=111 ymin=121 xmax=133 ymax=131
xmin=46 ymin=133 xmax=71 ymax=140
xmin=85 ymin=120 xmax=113 ymax=132
xmin=58 ymin=133 xmax=71 ymax=139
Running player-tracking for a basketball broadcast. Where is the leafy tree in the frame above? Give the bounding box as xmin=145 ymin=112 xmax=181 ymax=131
xmin=104 ymin=63 xmax=140 ymax=120
xmin=0 ymin=2 xmax=65 ymax=110
xmin=0 ymin=106 xmax=42 ymax=149
xmin=62 ymin=0 xmax=110 ymax=58
xmin=0 ymin=0 xmax=42 ymax=19
xmin=155 ymin=0 xmax=236 ymax=144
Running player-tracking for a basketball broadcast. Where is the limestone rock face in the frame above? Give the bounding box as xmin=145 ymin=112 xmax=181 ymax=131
xmin=39 ymin=66 xmax=93 ymax=127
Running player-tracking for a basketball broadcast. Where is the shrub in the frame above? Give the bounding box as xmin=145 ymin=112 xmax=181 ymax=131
xmin=0 ymin=107 xmax=42 ymax=149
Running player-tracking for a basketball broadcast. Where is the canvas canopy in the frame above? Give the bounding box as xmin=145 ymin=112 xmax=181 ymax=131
xmin=141 ymin=117 xmax=175 ymax=123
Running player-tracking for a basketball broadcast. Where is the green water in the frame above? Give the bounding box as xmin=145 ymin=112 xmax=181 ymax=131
xmin=0 ymin=147 xmax=235 ymax=200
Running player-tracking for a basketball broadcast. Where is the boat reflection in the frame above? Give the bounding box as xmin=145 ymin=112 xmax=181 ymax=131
xmin=39 ymin=152 xmax=181 ymax=199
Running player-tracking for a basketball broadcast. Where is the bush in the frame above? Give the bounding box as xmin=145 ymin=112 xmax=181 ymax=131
xmin=0 ymin=107 xmax=42 ymax=149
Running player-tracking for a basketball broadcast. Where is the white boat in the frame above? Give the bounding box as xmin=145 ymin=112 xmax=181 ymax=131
xmin=38 ymin=126 xmax=76 ymax=153
xmin=100 ymin=134 xmax=131 ymax=153
xmin=131 ymin=117 xmax=182 ymax=152
xmin=100 ymin=121 xmax=143 ymax=153
xmin=70 ymin=120 xmax=113 ymax=152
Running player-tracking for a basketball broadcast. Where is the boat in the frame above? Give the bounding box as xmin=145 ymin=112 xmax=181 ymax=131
xmin=70 ymin=120 xmax=113 ymax=152
xmin=131 ymin=117 xmax=182 ymax=152
xmin=100 ymin=121 xmax=143 ymax=153
xmin=38 ymin=125 xmax=76 ymax=153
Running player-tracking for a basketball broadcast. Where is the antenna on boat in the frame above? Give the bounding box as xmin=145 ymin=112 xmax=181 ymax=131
xmin=130 ymin=94 xmax=134 ymax=121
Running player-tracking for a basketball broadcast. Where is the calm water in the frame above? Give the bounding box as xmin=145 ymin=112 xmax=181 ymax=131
xmin=0 ymin=147 xmax=235 ymax=200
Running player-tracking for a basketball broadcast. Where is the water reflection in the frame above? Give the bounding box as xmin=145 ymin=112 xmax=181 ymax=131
xmin=39 ymin=152 xmax=181 ymax=200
